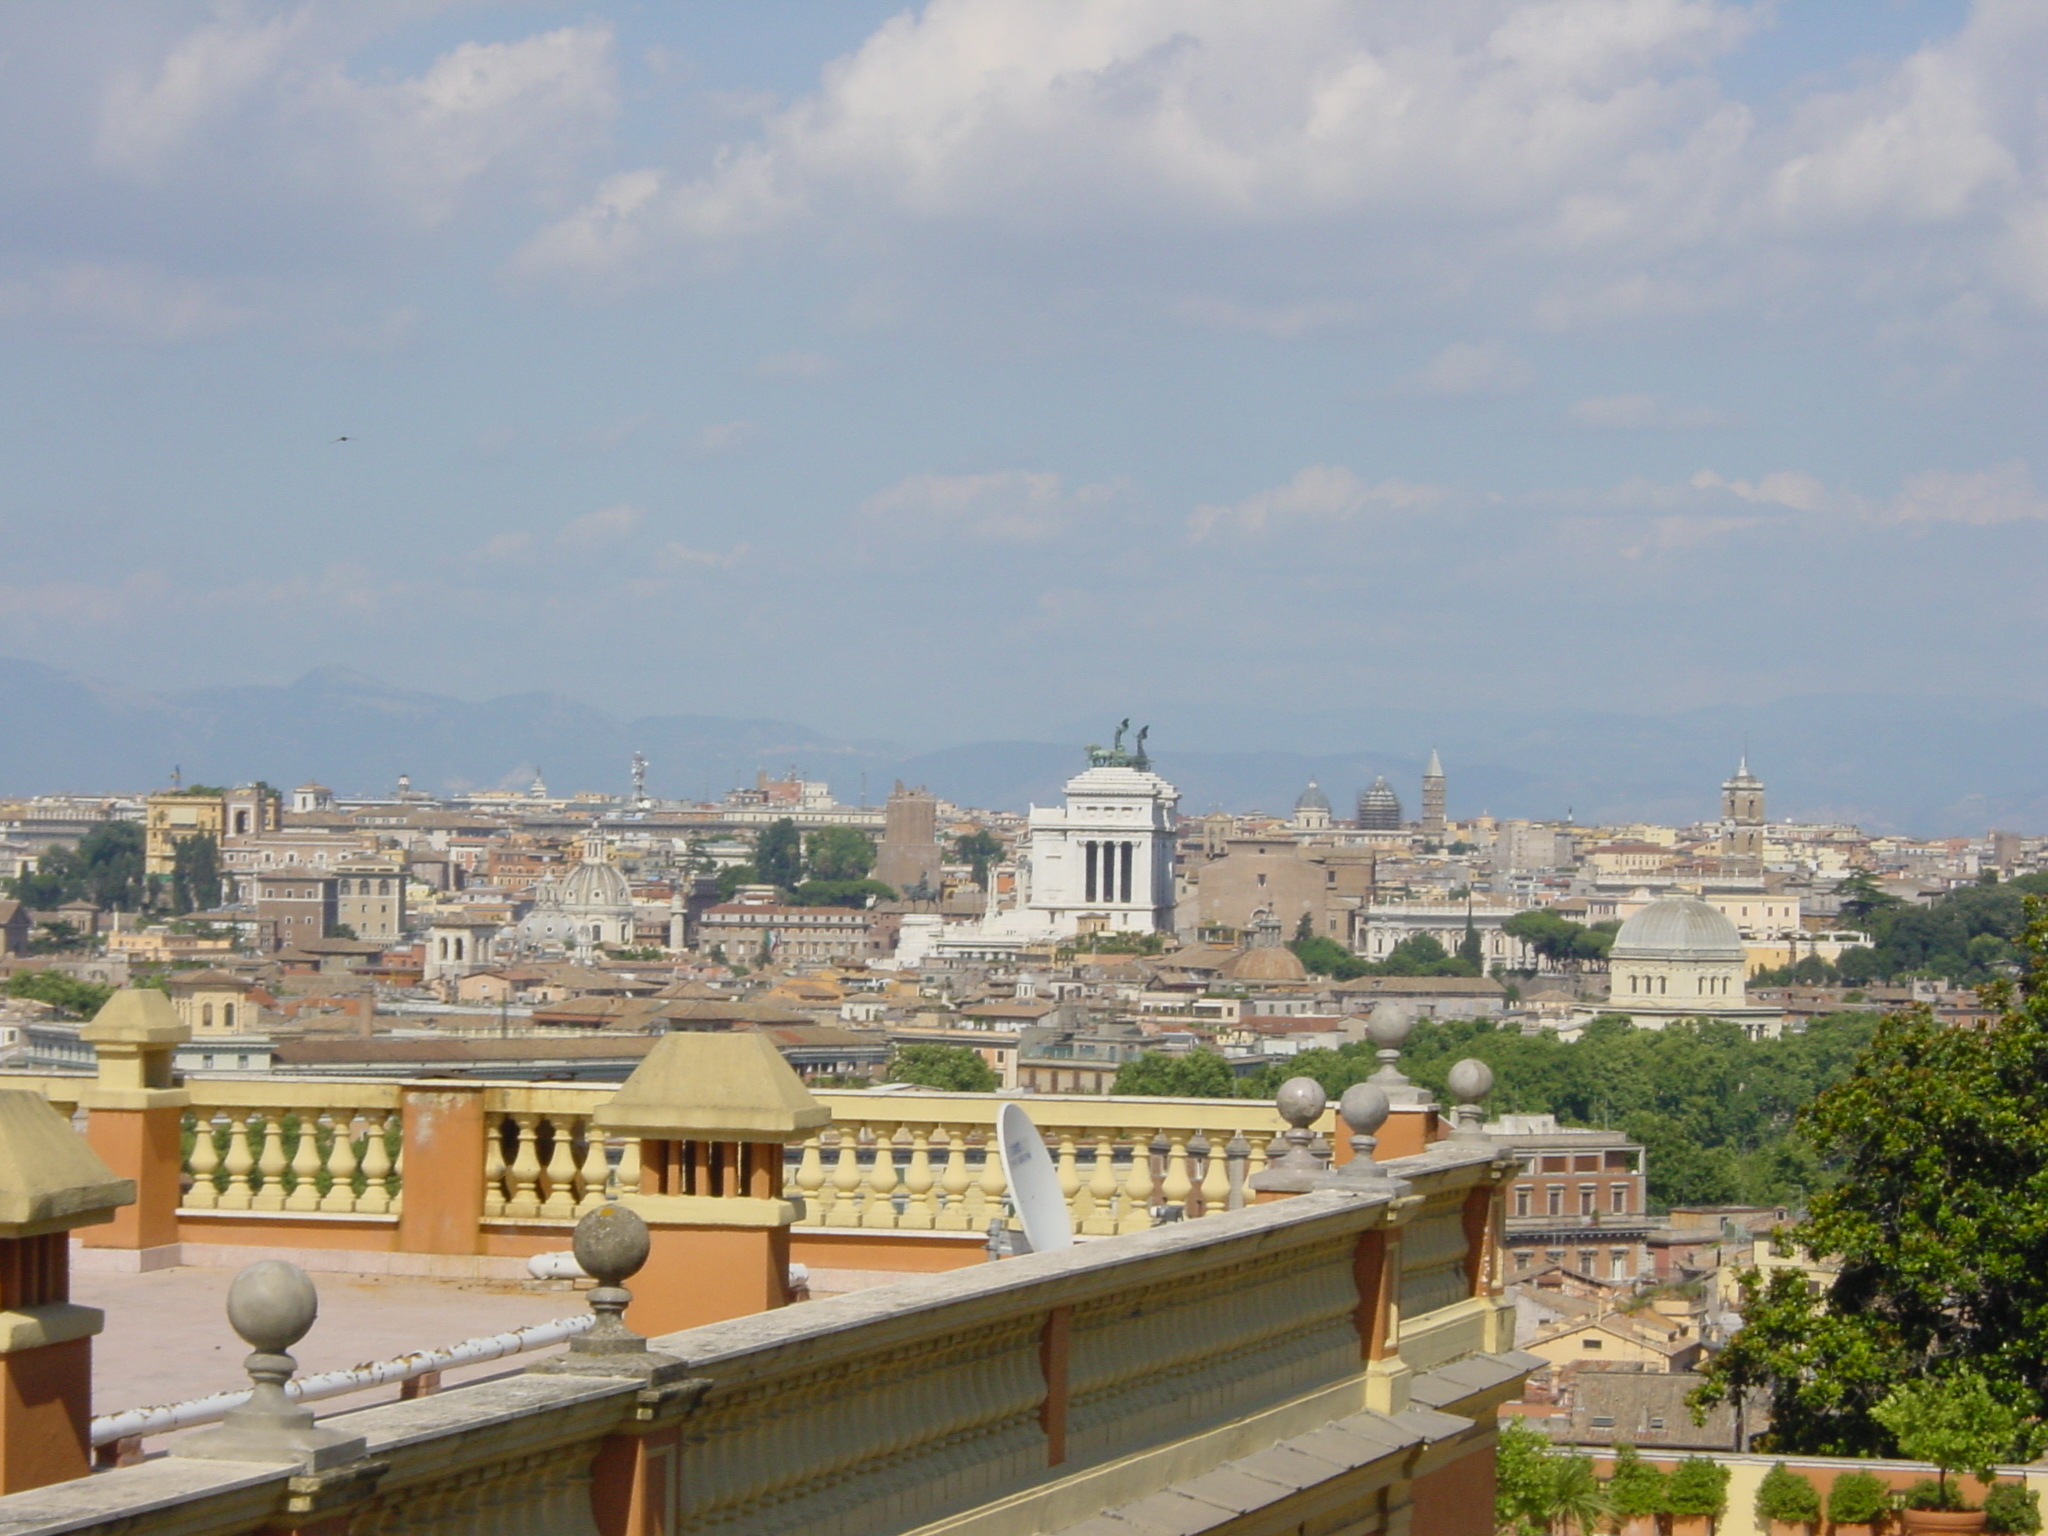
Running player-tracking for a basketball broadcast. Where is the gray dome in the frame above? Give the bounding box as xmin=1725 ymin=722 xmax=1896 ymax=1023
xmin=1610 ymin=897 xmax=1744 ymax=962
xmin=560 ymin=857 xmax=631 ymax=912
xmin=1295 ymin=780 xmax=1331 ymax=813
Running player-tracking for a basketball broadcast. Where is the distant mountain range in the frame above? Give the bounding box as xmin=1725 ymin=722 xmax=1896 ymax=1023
xmin=0 ymin=659 xmax=2040 ymax=836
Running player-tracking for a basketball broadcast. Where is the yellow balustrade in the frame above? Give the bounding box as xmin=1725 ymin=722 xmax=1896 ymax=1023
xmin=176 ymin=1080 xmax=405 ymax=1217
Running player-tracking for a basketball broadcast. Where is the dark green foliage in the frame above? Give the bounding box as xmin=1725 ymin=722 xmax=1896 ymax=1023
xmin=4 ymin=971 xmax=114 ymax=1019
xmin=1287 ymin=930 xmax=1479 ymax=979
xmin=888 ymin=1044 xmax=998 ymax=1093
xmin=7 ymin=821 xmax=147 ymax=911
xmin=753 ymin=819 xmax=803 ymax=890
xmin=1607 ymin=1445 xmax=1668 ymax=1519
xmin=1985 ymin=1483 xmax=2042 ymax=1534
xmin=170 ymin=833 xmax=221 ymax=915
xmin=951 ymin=830 xmax=1004 ymax=890
xmin=804 ymin=827 xmax=877 ymax=882
xmin=1756 ymin=1463 xmax=1822 ymax=1525
xmin=714 ymin=864 xmax=759 ymax=901
xmin=1818 ymin=871 xmax=2048 ymax=986
xmin=1493 ymin=1419 xmax=1554 ymax=1536
xmin=1063 ymin=931 xmax=1170 ymax=957
xmin=1502 ymin=908 xmax=1616 ymax=968
xmin=1903 ymin=1480 xmax=1968 ymax=1513
xmin=1873 ymin=1375 xmax=2036 ymax=1502
xmin=1699 ymin=910 xmax=2048 ymax=1456
xmin=1666 ymin=1457 xmax=1729 ymax=1518
xmin=790 ymin=879 xmax=896 ymax=908
xmin=1111 ymin=1048 xmax=1237 ymax=1098
xmin=1239 ymin=1011 xmax=1874 ymax=1207
xmin=1827 ymin=1472 xmax=1890 ymax=1524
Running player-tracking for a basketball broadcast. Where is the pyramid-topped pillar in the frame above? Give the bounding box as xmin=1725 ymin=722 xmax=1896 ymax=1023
xmin=79 ymin=989 xmax=189 ymax=1259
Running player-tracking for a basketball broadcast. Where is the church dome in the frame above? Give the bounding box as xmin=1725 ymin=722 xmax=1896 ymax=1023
xmin=559 ymin=857 xmax=631 ymax=912
xmin=1610 ymin=896 xmax=1744 ymax=963
xmin=1225 ymin=944 xmax=1308 ymax=982
xmin=1295 ymin=780 xmax=1331 ymax=813
xmin=1357 ymin=775 xmax=1404 ymax=830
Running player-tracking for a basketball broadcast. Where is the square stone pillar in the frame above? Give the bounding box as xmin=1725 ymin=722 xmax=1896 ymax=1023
xmin=0 ymin=1089 xmax=135 ymax=1492
xmin=594 ymin=1032 xmax=829 ymax=1336
xmin=79 ymin=990 xmax=189 ymax=1260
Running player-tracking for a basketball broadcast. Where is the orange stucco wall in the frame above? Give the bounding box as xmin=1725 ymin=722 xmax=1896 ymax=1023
xmin=630 ymin=1226 xmax=790 ymax=1337
xmin=0 ymin=1337 xmax=91 ymax=1494
xmin=789 ymin=1231 xmax=987 ymax=1273
xmin=80 ymin=1109 xmax=178 ymax=1250
xmin=1412 ymin=1437 xmax=1497 ymax=1536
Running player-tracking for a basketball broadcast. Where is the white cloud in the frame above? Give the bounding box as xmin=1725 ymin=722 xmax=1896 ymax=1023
xmin=1686 ymin=467 xmax=1831 ymax=512
xmin=96 ymin=19 xmax=618 ymax=227
xmin=654 ymin=541 xmax=750 ymax=569
xmin=861 ymin=470 xmax=1124 ymax=542
xmin=480 ymin=532 xmax=533 ymax=561
xmin=1883 ymin=461 xmax=2048 ymax=526
xmin=558 ymin=504 xmax=643 ymax=546
xmin=0 ymin=260 xmax=251 ymax=343
xmin=1189 ymin=464 xmax=1452 ymax=540
xmin=691 ymin=420 xmax=759 ymax=456
xmin=1401 ymin=340 xmax=1535 ymax=397
xmin=1571 ymin=392 xmax=1731 ymax=428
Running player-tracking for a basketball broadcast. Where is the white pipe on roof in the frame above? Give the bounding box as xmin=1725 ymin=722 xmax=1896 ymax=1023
xmin=90 ymin=1313 xmax=594 ymax=1447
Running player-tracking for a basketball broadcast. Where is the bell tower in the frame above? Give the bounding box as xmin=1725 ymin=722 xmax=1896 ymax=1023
xmin=1719 ymin=756 xmax=1765 ymax=862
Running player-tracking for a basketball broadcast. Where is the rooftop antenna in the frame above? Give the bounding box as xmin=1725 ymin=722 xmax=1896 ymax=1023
xmin=996 ymin=1103 xmax=1073 ymax=1255
xmin=171 ymin=764 xmax=182 ymax=791
xmin=631 ymin=751 xmax=649 ymax=809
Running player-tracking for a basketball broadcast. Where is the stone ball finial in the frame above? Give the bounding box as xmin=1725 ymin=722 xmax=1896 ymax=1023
xmin=1365 ymin=1008 xmax=1414 ymax=1050
xmin=1276 ymin=1076 xmax=1327 ymax=1129
xmin=572 ymin=1202 xmax=651 ymax=1288
xmin=226 ymin=1260 xmax=318 ymax=1355
xmin=1446 ymin=1057 xmax=1495 ymax=1105
xmin=1339 ymin=1082 xmax=1390 ymax=1137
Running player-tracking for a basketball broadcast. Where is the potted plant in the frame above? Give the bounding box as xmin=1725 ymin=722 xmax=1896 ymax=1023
xmin=1982 ymin=1484 xmax=2041 ymax=1536
xmin=1757 ymin=1462 xmax=1822 ymax=1536
xmin=1665 ymin=1456 xmax=1730 ymax=1536
xmin=1609 ymin=1445 xmax=1668 ymax=1536
xmin=1543 ymin=1449 xmax=1613 ymax=1536
xmin=1829 ymin=1471 xmax=1891 ymax=1536
xmin=1873 ymin=1375 xmax=2033 ymax=1534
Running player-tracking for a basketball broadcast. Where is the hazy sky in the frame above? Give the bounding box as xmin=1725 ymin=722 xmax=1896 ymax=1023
xmin=4 ymin=0 xmax=2043 ymax=747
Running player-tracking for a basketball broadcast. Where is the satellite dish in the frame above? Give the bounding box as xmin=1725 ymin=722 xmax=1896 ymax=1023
xmin=997 ymin=1102 xmax=1073 ymax=1254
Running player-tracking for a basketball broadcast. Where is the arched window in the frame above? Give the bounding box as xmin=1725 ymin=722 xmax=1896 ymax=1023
xmin=201 ymin=1003 xmax=213 ymax=1028
xmin=222 ymin=1003 xmax=235 ymax=1029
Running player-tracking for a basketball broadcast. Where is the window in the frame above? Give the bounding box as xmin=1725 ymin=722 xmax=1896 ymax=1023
xmin=1590 ymin=1415 xmax=1615 ymax=1428
xmin=1648 ymin=1417 xmax=1666 ymax=1430
xmin=1515 ymin=1187 xmax=1530 ymax=1217
xmin=1582 ymin=1337 xmax=1603 ymax=1350
xmin=1611 ymin=1249 xmax=1628 ymax=1278
xmin=1579 ymin=1185 xmax=1596 ymax=1215
xmin=1547 ymin=1186 xmax=1562 ymax=1216
xmin=1611 ymin=1184 xmax=1628 ymax=1213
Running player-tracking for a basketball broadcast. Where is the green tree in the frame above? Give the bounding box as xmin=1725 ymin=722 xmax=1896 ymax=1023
xmin=7 ymin=821 xmax=147 ymax=912
xmin=805 ymin=826 xmax=877 ymax=882
xmin=714 ymin=863 xmax=759 ymax=901
xmin=1836 ymin=871 xmax=1904 ymax=935
xmin=1543 ymin=1450 xmax=1612 ymax=1535
xmin=753 ymin=820 xmax=803 ymax=890
xmin=952 ymin=830 xmax=1004 ymax=890
xmin=1608 ymin=1445 xmax=1668 ymax=1522
xmin=888 ymin=1044 xmax=998 ymax=1093
xmin=1872 ymin=1375 xmax=2037 ymax=1507
xmin=1112 ymin=1048 xmax=1236 ymax=1098
xmin=1457 ymin=920 xmax=1483 ymax=973
xmin=1494 ymin=1419 xmax=1556 ymax=1536
xmin=1754 ymin=1462 xmax=1820 ymax=1528
xmin=1667 ymin=1457 xmax=1730 ymax=1520
xmin=1288 ymin=933 xmax=1374 ymax=980
xmin=1698 ymin=909 xmax=2048 ymax=1454
xmin=4 ymin=971 xmax=115 ymax=1019
xmin=791 ymin=879 xmax=896 ymax=908
xmin=170 ymin=832 xmax=221 ymax=915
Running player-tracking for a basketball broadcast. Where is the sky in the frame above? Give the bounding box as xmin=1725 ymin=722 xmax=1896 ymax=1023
xmin=3 ymin=0 xmax=2045 ymax=751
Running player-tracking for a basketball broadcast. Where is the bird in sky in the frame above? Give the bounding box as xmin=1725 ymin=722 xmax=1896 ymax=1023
xmin=333 ymin=435 xmax=352 ymax=443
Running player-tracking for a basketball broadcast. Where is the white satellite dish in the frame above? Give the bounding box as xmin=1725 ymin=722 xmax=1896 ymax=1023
xmin=997 ymin=1102 xmax=1073 ymax=1254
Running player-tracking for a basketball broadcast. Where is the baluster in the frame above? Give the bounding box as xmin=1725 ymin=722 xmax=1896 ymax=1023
xmin=974 ymin=1126 xmax=1007 ymax=1226
xmin=1055 ymin=1131 xmax=1083 ymax=1228
xmin=935 ymin=1124 xmax=972 ymax=1230
xmin=828 ymin=1126 xmax=863 ymax=1226
xmin=319 ymin=1110 xmax=360 ymax=1213
xmin=1196 ymin=1132 xmax=1229 ymax=1219
xmin=794 ymin=1133 xmax=827 ymax=1225
xmin=481 ymin=1115 xmax=508 ymax=1217
xmin=251 ymin=1110 xmax=289 ymax=1211
xmin=607 ymin=1136 xmax=637 ymax=1200
xmin=1084 ymin=1131 xmax=1119 ymax=1235
xmin=1225 ymin=1131 xmax=1250 ymax=1211
xmin=575 ymin=1122 xmax=609 ymax=1213
xmin=1161 ymin=1132 xmax=1194 ymax=1216
xmin=1118 ymin=1127 xmax=1155 ymax=1232
xmin=387 ymin=1112 xmax=403 ymax=1216
xmin=220 ymin=1109 xmax=255 ymax=1209
xmin=900 ymin=1124 xmax=936 ymax=1230
xmin=861 ymin=1123 xmax=901 ymax=1229
xmin=185 ymin=1111 xmax=221 ymax=1210
xmin=540 ymin=1119 xmax=578 ymax=1219
xmin=357 ymin=1111 xmax=393 ymax=1214
xmin=504 ymin=1113 xmax=544 ymax=1218
xmin=285 ymin=1108 xmax=325 ymax=1212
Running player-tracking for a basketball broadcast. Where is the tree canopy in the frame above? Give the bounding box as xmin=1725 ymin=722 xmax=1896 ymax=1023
xmin=1111 ymin=1048 xmax=1237 ymax=1098
xmin=753 ymin=819 xmax=804 ymax=890
xmin=1698 ymin=908 xmax=2048 ymax=1455
xmin=888 ymin=1043 xmax=998 ymax=1093
xmin=5 ymin=971 xmax=115 ymax=1019
xmin=1501 ymin=909 xmax=1619 ymax=969
xmin=1288 ymin=930 xmax=1482 ymax=980
xmin=1762 ymin=872 xmax=2048 ymax=989
xmin=951 ymin=830 xmax=1004 ymax=890
xmin=804 ymin=826 xmax=877 ymax=883
xmin=170 ymin=833 xmax=221 ymax=915
xmin=7 ymin=821 xmax=146 ymax=912
xmin=790 ymin=878 xmax=896 ymax=908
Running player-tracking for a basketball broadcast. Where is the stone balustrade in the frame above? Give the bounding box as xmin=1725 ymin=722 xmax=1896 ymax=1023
xmin=180 ymin=1080 xmax=405 ymax=1217
xmin=0 ymin=1143 xmax=1528 ymax=1536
